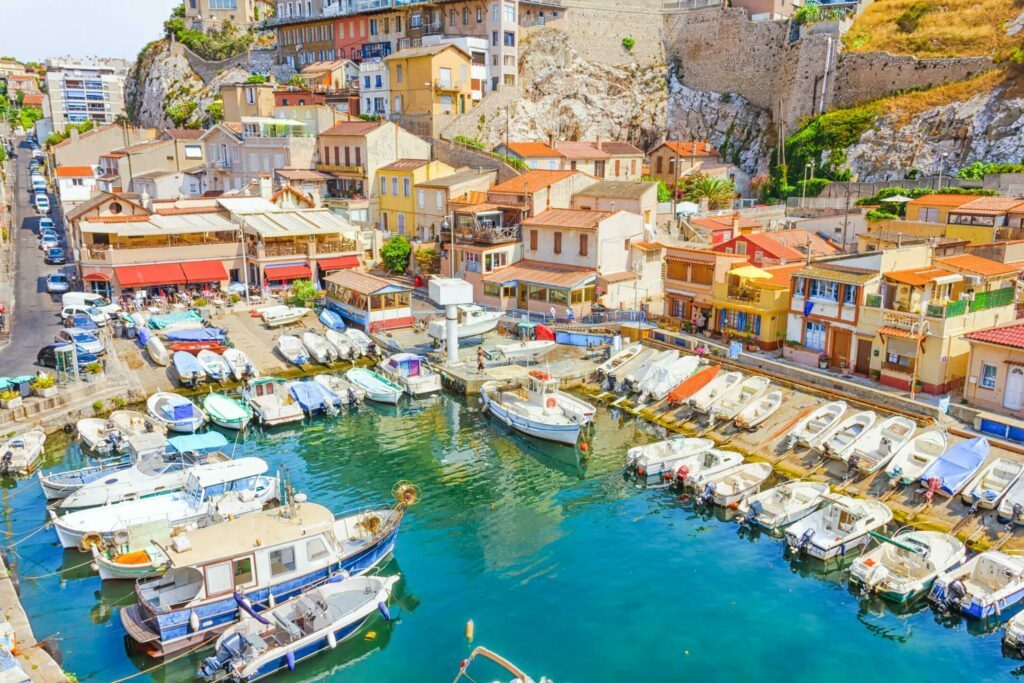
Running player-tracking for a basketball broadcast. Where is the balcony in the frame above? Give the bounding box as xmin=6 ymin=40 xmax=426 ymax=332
xmin=316 ymin=238 xmax=358 ymax=253
xmin=434 ymin=79 xmax=462 ymax=91
xmin=726 ymin=287 xmax=761 ymax=304
xmin=882 ymin=360 xmax=916 ymax=375
xmin=316 ymin=163 xmax=365 ymax=176
xmin=210 ymin=159 xmax=233 ymax=171
xmin=81 ymin=241 xmax=241 ymax=266
xmin=441 ymin=224 xmax=521 ymax=245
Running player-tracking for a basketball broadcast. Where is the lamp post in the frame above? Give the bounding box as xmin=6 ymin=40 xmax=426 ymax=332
xmin=800 ymin=162 xmax=813 ymax=209
xmin=442 ymin=215 xmax=453 ymax=277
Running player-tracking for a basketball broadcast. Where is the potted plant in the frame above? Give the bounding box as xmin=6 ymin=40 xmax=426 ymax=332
xmin=817 ymin=352 xmax=830 ymax=369
xmin=31 ymin=373 xmax=58 ymax=398
xmin=83 ymin=362 xmax=104 ymax=383
xmin=746 ymin=333 xmax=759 ymax=352
xmin=682 ymin=320 xmax=692 ymax=333
xmin=870 ymin=369 xmax=881 ymax=381
xmin=0 ymin=389 xmax=21 ymax=409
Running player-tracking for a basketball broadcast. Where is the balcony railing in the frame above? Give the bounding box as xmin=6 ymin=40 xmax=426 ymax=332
xmin=210 ymin=159 xmax=233 ymax=170
xmin=317 ymin=163 xmax=365 ymax=175
xmin=316 ymin=239 xmax=357 ymax=253
xmin=727 ymin=287 xmax=761 ymax=304
xmin=441 ymin=224 xmax=521 ymax=244
xmin=434 ymin=79 xmax=462 ymax=91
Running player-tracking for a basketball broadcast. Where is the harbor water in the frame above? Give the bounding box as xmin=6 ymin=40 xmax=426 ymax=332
xmin=5 ymin=394 xmax=1020 ymax=682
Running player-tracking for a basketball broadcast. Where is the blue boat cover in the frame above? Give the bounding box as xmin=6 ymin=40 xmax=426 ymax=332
xmin=137 ymin=327 xmax=154 ymax=347
xmin=319 ymin=309 xmax=346 ymax=331
xmin=169 ymin=432 xmax=229 ymax=453
xmin=165 ymin=328 xmax=227 ymax=342
xmin=173 ymin=351 xmax=203 ymax=374
xmin=148 ymin=310 xmax=204 ymax=330
xmin=166 ymin=396 xmax=196 ymax=421
xmin=920 ymin=436 xmax=990 ymax=495
xmin=290 ymin=381 xmax=338 ymax=412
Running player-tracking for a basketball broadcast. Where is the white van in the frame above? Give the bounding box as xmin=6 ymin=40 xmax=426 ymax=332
xmin=60 ymin=305 xmax=108 ymax=327
xmin=62 ymin=292 xmax=119 ymax=316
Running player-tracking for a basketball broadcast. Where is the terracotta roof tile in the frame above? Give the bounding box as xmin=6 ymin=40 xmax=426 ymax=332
xmin=766 ymin=229 xmax=840 ymax=258
xmin=907 ymin=194 xmax=978 ymax=208
xmin=482 ymin=260 xmax=595 ymax=288
xmin=934 ymin=254 xmax=1021 ymax=277
xmin=554 ymin=141 xmax=608 ymax=160
xmin=952 ymin=196 xmax=1024 ymax=214
xmin=660 ymin=141 xmax=719 ymax=157
xmin=503 ymin=142 xmax=563 ymax=158
xmin=379 ymin=159 xmax=429 ymax=171
xmin=521 ymin=208 xmax=611 ymax=231
xmin=760 ymin=264 xmax=804 ymax=287
xmin=55 ymin=166 xmax=94 ymax=178
xmin=965 ymin=321 xmax=1024 ymax=350
xmin=449 ymin=190 xmax=489 ymax=206
xmin=321 ymin=120 xmax=384 ymax=136
xmin=489 ymin=170 xmax=578 ymax=194
xmin=884 ymin=266 xmax=955 ymax=286
xmin=877 ymin=326 xmax=926 ymax=340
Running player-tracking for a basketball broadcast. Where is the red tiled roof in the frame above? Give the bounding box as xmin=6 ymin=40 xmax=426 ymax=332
xmin=55 ymin=166 xmax=94 ymax=178
xmin=760 ymin=264 xmax=804 ymax=288
xmin=965 ymin=322 xmax=1024 ymax=350
xmin=449 ymin=190 xmax=489 ymax=206
xmin=953 ymin=197 xmax=1024 ymax=214
xmin=692 ymin=215 xmax=761 ymax=231
xmin=163 ymin=128 xmax=204 ymax=140
xmin=907 ymin=194 xmax=977 ymax=208
xmin=321 ymin=121 xmax=383 ymax=136
xmin=877 ymin=326 xmax=926 ymax=341
xmin=554 ymin=141 xmax=608 ymax=160
xmin=715 ymin=232 xmax=804 ymax=262
xmin=503 ymin=142 xmax=562 ymax=158
xmin=21 ymin=94 xmax=43 ymax=106
xmin=521 ymin=208 xmax=611 ymax=231
xmin=325 ymin=269 xmax=407 ymax=294
xmin=483 ymin=260 xmax=595 ymax=288
xmin=153 ymin=206 xmax=223 ymax=216
xmin=83 ymin=215 xmax=148 ymax=224
xmin=489 ymin=170 xmax=578 ymax=194
xmin=659 ymin=141 xmax=719 ymax=157
xmin=934 ymin=253 xmax=1021 ymax=277
xmin=765 ymin=229 xmax=839 ymax=258
xmin=885 ymin=266 xmax=954 ymax=286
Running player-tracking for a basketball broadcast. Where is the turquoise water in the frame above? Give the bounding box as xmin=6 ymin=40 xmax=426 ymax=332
xmin=4 ymin=395 xmax=1021 ymax=682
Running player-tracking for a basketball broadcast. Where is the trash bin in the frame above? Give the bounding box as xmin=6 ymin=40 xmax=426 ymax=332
xmin=125 ymin=323 xmax=137 ymax=340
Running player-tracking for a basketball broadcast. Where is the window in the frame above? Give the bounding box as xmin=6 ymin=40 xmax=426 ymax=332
xmin=306 ymin=538 xmax=329 ymax=561
xmin=375 ymin=75 xmax=382 ymax=88
xmin=403 ymin=178 xmax=410 ymax=197
xmin=184 ymin=145 xmax=202 ymax=160
xmin=245 ymin=87 xmax=256 ymax=105
xmin=450 ymin=9 xmax=456 ymax=25
xmin=804 ymin=321 xmax=826 ymax=351
xmin=483 ymin=251 xmax=507 ymax=272
xmin=808 ymin=279 xmax=838 ymax=301
xmin=528 ymin=285 xmax=547 ymax=301
xmin=395 ymin=15 xmax=401 ymax=31
xmin=920 ymin=207 xmax=939 ymax=222
xmin=364 ymin=76 xmax=371 ymax=88
xmin=981 ymin=363 xmax=998 ymax=390
xmin=397 ymin=213 xmax=406 ymax=232
xmin=435 ymin=191 xmax=443 ymax=210
xmin=484 ymin=282 xmax=501 ymax=297
xmin=440 ymin=94 xmax=453 ymax=114
xmin=579 ymin=234 xmax=588 ymax=256
xmin=270 ymin=546 xmax=297 ymax=577
xmin=477 ymin=7 xmax=483 ymax=21
xmin=656 ymin=156 xmax=663 ymax=174
xmin=794 ymin=277 xmax=804 ymax=296
xmin=395 ymin=65 xmax=403 ymax=83
xmin=504 ymin=2 xmax=515 ymax=22
xmin=492 ymin=31 xmax=498 ymax=46
xmin=553 ymin=231 xmax=562 ymax=254
xmin=380 ymin=177 xmax=387 ymax=195
xmin=529 ymin=230 xmax=537 ymax=250
xmin=492 ymin=2 xmax=499 ymax=21
xmin=369 ymin=18 xmax=379 ymax=35
xmin=417 ymin=189 xmax=425 ymax=208
xmin=391 ymin=177 xmax=399 ymax=196
xmin=504 ymin=31 xmax=515 ymax=46
xmin=438 ymin=67 xmax=452 ymax=88
xmin=843 ymin=284 xmax=857 ymax=305
xmin=735 ymin=241 xmax=747 ymax=255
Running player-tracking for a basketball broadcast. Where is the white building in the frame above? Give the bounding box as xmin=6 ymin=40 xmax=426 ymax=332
xmin=44 ymin=58 xmax=128 ymax=133
xmin=54 ymin=165 xmax=98 ymax=217
xmin=358 ymin=59 xmax=390 ymax=118
xmin=421 ymin=34 xmax=489 ymax=102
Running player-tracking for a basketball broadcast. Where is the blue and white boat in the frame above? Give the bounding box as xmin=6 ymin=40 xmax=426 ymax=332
xmin=930 ymin=551 xmax=1024 ymax=619
xmin=378 ymin=353 xmax=442 ymax=397
xmin=344 ymin=368 xmax=403 ymax=405
xmin=918 ymin=436 xmax=990 ymax=498
xmin=147 ymin=392 xmax=207 ymax=433
xmin=199 ymin=575 xmax=398 ymax=682
xmin=319 ymin=308 xmax=346 ymax=332
xmin=197 ymin=350 xmax=232 ymax=382
xmin=480 ymin=370 xmax=596 ymax=446
xmin=37 ymin=458 xmax=133 ymax=501
xmin=287 ymin=380 xmax=342 ymax=415
xmin=173 ymin=351 xmax=206 ymax=387
xmin=120 ymin=497 xmax=405 ymax=658
xmin=165 ymin=328 xmax=228 ymax=343
xmin=168 ymin=431 xmax=230 ymax=455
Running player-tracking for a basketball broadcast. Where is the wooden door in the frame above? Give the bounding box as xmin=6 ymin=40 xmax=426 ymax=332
xmin=830 ymin=328 xmax=852 ymax=369
xmin=517 ymin=284 xmax=528 ymax=309
xmin=855 ymin=339 xmax=871 ymax=375
xmin=1005 ymin=366 xmax=1024 ymax=411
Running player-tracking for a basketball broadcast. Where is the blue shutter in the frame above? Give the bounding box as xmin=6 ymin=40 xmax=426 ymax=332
xmin=738 ymin=312 xmax=747 ymax=331
xmin=754 ymin=315 xmax=761 ymax=336
xmin=719 ymin=309 xmax=727 ymax=329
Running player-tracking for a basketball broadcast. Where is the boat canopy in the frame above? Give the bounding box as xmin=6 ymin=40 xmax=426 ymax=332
xmin=165 ymin=328 xmax=227 ymax=342
xmin=186 ymin=457 xmax=268 ymax=490
xmin=289 ymin=381 xmax=336 ymax=412
xmin=921 ymin=436 xmax=989 ymax=494
xmin=386 ymin=354 xmax=426 ymax=377
xmin=149 ymin=310 xmax=205 ymax=330
xmin=168 ymin=432 xmax=229 ymax=454
xmin=172 ymin=351 xmax=203 ymax=372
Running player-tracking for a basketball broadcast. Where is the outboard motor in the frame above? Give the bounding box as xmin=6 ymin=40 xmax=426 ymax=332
xmin=1013 ymin=503 xmax=1024 ymax=524
xmin=795 ymin=528 xmax=816 ymax=555
xmin=696 ymin=482 xmax=716 ymax=507
xmin=0 ymin=451 xmax=12 ymax=476
xmin=845 ymin=454 xmax=861 ymax=480
xmin=347 ymin=388 xmax=356 ymax=405
xmin=940 ymin=579 xmax=967 ymax=614
xmin=739 ymin=500 xmax=764 ymax=527
xmin=198 ymin=632 xmax=247 ymax=680
xmin=878 ymin=437 xmax=892 ymax=457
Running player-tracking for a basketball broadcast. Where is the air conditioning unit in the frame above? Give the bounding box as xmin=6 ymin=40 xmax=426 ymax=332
xmin=965 ymin=274 xmax=982 ymax=286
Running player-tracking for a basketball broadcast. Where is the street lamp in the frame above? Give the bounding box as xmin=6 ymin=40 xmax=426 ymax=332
xmin=442 ymin=216 xmax=453 ymax=277
xmin=800 ymin=162 xmax=813 ymax=209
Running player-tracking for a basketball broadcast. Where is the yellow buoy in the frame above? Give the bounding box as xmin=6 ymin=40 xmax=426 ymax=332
xmin=465 ymin=619 xmax=474 ymax=642
xmin=364 ymin=631 xmax=377 ymax=641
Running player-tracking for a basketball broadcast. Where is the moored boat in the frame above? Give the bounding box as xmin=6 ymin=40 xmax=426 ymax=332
xmin=90 ymin=519 xmax=172 ymax=581
xmin=846 ymin=415 xmax=916 ymax=474
xmin=609 ymin=347 xmax=656 ymax=392
xmin=313 ymin=374 xmax=365 ymax=404
xmin=222 ymin=348 xmax=257 ymax=381
xmin=817 ymin=410 xmax=876 ymax=460
xmin=919 ymin=436 xmax=990 ymax=498
xmin=263 ymin=307 xmax=311 ymax=328
xmin=324 ymin=329 xmax=352 ymax=360
xmin=173 ymin=351 xmax=207 ymax=388
xmin=884 ymin=429 xmax=947 ymax=486
xmin=850 ymin=529 xmax=966 ymax=604
xmin=709 ymin=375 xmax=770 ymax=423
xmin=930 ymin=551 xmax=1024 ymax=619
xmin=999 ymin=475 xmax=1024 ymax=525
xmin=110 ymin=410 xmax=167 ymax=437
xmin=734 ymin=390 xmax=783 ymax=431
xmin=596 ymin=343 xmax=643 ymax=378
xmin=688 ymin=371 xmax=743 ymax=415
xmin=344 ymin=329 xmax=373 ymax=356
xmin=428 ymin=304 xmax=503 ymax=340
xmin=276 ymin=335 xmax=309 ymax=366
xmin=1004 ymin=611 xmax=1024 ymax=655
xmin=345 ymin=367 xmax=403 ymax=405
xmin=624 ymin=350 xmax=676 ymax=393
xmin=146 ymin=392 xmax=206 ymax=433
xmin=202 ymin=393 xmax=254 ymax=430
xmin=784 ymin=493 xmax=893 ymax=561
xmin=0 ymin=430 xmax=46 ymax=476
xmin=318 ymin=308 xmax=346 ymax=332
xmin=453 ymin=646 xmax=545 ymax=683
xmin=379 ymin=353 xmax=442 ymax=396
xmin=76 ymin=417 xmax=125 ymax=455
xmin=197 ymin=350 xmax=232 ymax=382
xmin=168 ymin=341 xmax=227 ymax=355
xmin=39 ymin=458 xmax=134 ymax=501
xmin=624 ymin=437 xmax=714 ymax=487
xmin=666 ymin=365 xmax=719 ymax=407
xmin=673 ymin=448 xmax=744 ymax=490
xmin=146 ymin=335 xmax=169 ymax=366
xmin=736 ymin=480 xmax=830 ymax=531
xmin=480 ymin=370 xmax=595 ymax=446
xmin=495 ymin=340 xmax=556 ymax=361
xmin=244 ymin=378 xmax=305 ymax=427
xmin=302 ymin=330 xmax=337 ymax=364
xmin=789 ymin=400 xmax=847 ymax=449
xmin=961 ymin=458 xmax=1024 ymax=509
xmin=287 ymin=380 xmax=343 ymax=415
xmin=199 ymin=574 xmax=400 ymax=682
xmin=640 ymin=355 xmax=699 ymax=401
xmin=697 ymin=462 xmax=773 ymax=507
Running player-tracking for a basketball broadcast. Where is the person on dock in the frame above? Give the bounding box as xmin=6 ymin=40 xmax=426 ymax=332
xmin=477 ymin=347 xmax=485 ymax=374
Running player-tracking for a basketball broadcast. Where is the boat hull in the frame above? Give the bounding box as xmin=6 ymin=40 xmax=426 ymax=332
xmin=786 ymin=530 xmax=873 ymax=561
xmin=233 ymin=615 xmax=371 ymax=682
xmin=483 ymin=396 xmax=581 ymax=446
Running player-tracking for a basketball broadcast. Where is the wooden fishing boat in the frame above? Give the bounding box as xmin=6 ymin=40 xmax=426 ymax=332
xmin=167 ymin=341 xmax=227 ymax=354
xmin=734 ymin=390 xmax=783 ymax=430
xmin=202 ymin=393 xmax=254 ymax=430
xmin=666 ymin=365 xmax=719 ymax=407
xmin=481 ymin=370 xmax=595 ymax=446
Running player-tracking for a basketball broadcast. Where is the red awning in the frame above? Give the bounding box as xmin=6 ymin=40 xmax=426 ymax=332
xmin=318 ymin=256 xmax=360 ymax=271
xmin=264 ymin=263 xmax=312 ymax=281
xmin=83 ymin=272 xmax=111 ymax=282
xmin=181 ymin=260 xmax=229 ymax=284
xmin=114 ymin=264 xmax=187 ymax=288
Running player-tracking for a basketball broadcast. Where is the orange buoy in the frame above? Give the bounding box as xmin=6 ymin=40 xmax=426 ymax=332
xmin=579 ymin=441 xmax=589 ymax=453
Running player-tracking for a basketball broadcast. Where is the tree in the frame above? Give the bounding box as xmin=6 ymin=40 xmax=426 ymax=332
xmin=287 ymin=279 xmax=317 ymax=308
xmin=641 ymin=175 xmax=671 ymax=203
xmin=679 ymin=173 xmax=736 ymax=210
xmin=380 ymin=235 xmax=412 ymax=274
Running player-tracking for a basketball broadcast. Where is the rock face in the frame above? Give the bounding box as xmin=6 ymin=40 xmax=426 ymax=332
xmin=847 ymin=83 xmax=1024 ymax=181
xmin=666 ymin=68 xmax=773 ymax=177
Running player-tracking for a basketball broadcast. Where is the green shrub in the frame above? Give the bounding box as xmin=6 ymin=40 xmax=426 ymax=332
xmin=84 ymin=362 xmax=103 ymax=375
xmin=793 ymin=3 xmax=821 ymax=25
xmin=92 ymin=399 xmax=104 ymax=412
xmin=453 ymin=135 xmax=484 ymax=149
xmin=622 ymin=37 xmax=635 ymax=52
xmin=31 ymin=374 xmax=55 ymax=390
xmin=380 ymin=235 xmax=412 ymax=274
xmin=245 ymin=73 xmax=268 ymax=84
xmin=113 ymin=397 xmax=127 ymax=408
xmin=896 ymin=2 xmax=933 ymax=34
xmin=957 ymin=161 xmax=1024 ymax=180
xmin=641 ymin=176 xmax=672 ymax=203
xmin=784 ymin=106 xmax=879 ymax=184
xmin=287 ymin=280 xmax=318 ymax=308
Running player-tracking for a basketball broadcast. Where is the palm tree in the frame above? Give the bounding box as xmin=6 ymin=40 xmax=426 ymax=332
xmin=680 ymin=174 xmax=737 ymax=210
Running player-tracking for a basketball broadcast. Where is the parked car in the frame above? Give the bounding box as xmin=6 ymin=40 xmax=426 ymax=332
xmin=60 ymin=305 xmax=106 ymax=327
xmin=31 ymin=149 xmax=44 ymax=160
xmin=61 ymin=292 xmax=119 ymax=316
xmin=45 ymin=247 xmax=66 ymax=265
xmin=45 ymin=273 xmax=70 ymax=294
xmin=55 ymin=329 xmax=105 ymax=356
xmin=68 ymin=313 xmax=99 ymax=331
xmin=38 ymin=217 xmax=55 ymax=232
xmin=34 ymin=194 xmax=50 ymax=214
xmin=40 ymin=233 xmax=59 ymax=251
xmin=31 ymin=176 xmax=46 ymax=192
xmin=36 ymin=343 xmax=97 ymax=370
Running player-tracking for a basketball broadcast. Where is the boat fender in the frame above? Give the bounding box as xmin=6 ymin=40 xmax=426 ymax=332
xmin=465 ymin=619 xmax=474 ymax=642
xmin=327 ymin=630 xmax=337 ymax=650
xmin=233 ymin=592 xmax=271 ymax=625
xmin=62 ymin=423 xmax=74 ymax=434
xmin=79 ymin=532 xmax=104 ymax=552
xmin=268 ymin=591 xmax=276 ymax=608
xmin=89 ymin=562 xmax=98 ymax=572
xmin=285 ymin=650 xmax=296 ymax=671
xmin=579 ymin=441 xmax=588 ymax=453
xmin=636 ymin=466 xmax=646 ymax=477
xmin=189 ymin=611 xmax=200 ymax=632
xmin=378 ymin=601 xmax=390 ymax=621
xmin=545 ymin=397 xmax=556 ymax=409
xmin=675 ymin=465 xmax=690 ymax=485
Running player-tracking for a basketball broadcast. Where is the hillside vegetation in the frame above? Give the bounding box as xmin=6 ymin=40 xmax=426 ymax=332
xmin=843 ymin=0 xmax=1021 ymax=58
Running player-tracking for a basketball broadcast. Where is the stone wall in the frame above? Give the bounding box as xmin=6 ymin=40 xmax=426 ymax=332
xmin=173 ymin=39 xmax=293 ymax=83
xmin=831 ymin=52 xmax=995 ymax=109
xmin=562 ymin=1 xmax=666 ymax=67
xmin=431 ymin=138 xmax=521 ymax=184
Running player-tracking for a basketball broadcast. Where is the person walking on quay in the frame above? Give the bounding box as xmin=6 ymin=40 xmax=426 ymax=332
xmin=477 ymin=346 xmax=485 ymax=374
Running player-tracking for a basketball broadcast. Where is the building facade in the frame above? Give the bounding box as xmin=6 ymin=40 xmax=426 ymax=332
xmin=44 ymin=58 xmax=128 ymax=133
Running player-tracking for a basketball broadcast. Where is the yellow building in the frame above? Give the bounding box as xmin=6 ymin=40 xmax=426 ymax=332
xmin=711 ymin=264 xmax=803 ymax=350
xmin=376 ymin=159 xmax=455 ymax=236
xmin=386 ymin=44 xmax=474 ymax=137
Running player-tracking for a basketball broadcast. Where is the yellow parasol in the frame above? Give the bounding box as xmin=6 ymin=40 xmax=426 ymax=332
xmin=729 ymin=265 xmax=773 ymax=280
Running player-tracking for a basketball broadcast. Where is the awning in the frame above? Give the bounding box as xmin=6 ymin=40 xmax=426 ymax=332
xmin=180 ymin=260 xmax=229 ymax=284
xmin=114 ymin=264 xmax=187 ymax=288
xmin=876 ymin=326 xmax=926 ymax=341
xmin=83 ymin=272 xmax=110 ymax=282
xmin=264 ymin=263 xmax=312 ymax=281
xmin=318 ymin=256 xmax=360 ymax=271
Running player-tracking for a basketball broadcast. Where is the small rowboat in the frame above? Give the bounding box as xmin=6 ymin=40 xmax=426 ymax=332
xmin=146 ymin=335 xmax=169 ymax=366
xmin=689 ymin=371 xmax=743 ymax=415
xmin=222 ymin=348 xmax=257 ymax=381
xmin=666 ymin=365 xmax=719 ymax=407
xmin=885 ymin=429 xmax=947 ymax=486
xmin=202 ymin=392 xmax=254 ymax=430
xmin=324 ymin=329 xmax=352 ymax=360
xmin=789 ymin=400 xmax=847 ymax=449
xmin=734 ymin=390 xmax=783 ymax=430
xmin=196 ymin=349 xmax=231 ymax=382
xmin=263 ymin=306 xmax=311 ymax=328
xmin=167 ymin=341 xmax=227 ymax=354
xmin=696 ymin=462 xmax=773 ymax=508
xmin=0 ymin=430 xmax=46 ymax=476
xmin=172 ymin=351 xmax=206 ymax=388
xmin=277 ymin=335 xmax=309 ymax=366
xmin=345 ymin=368 xmax=403 ymax=405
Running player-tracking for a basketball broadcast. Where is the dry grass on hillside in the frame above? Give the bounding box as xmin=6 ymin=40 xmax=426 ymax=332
xmin=843 ymin=0 xmax=1022 ymax=58
xmin=876 ymin=69 xmax=1007 ymax=125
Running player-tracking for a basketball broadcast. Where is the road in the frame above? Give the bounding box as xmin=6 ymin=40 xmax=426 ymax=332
xmin=0 ymin=138 xmax=70 ymax=375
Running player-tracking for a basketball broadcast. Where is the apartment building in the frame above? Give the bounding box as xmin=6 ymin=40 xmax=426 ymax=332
xmin=417 ymin=167 xmax=496 ymax=241
xmin=376 ymin=159 xmax=456 ymax=237
xmin=201 ymin=119 xmax=318 ymax=193
xmin=185 ymin=0 xmax=275 ymax=30
xmin=649 ymin=141 xmax=734 ymax=189
xmin=51 ymin=124 xmax=156 ymax=168
xmin=53 ymin=166 xmax=98 ymax=216
xmin=44 ymin=58 xmax=128 ymax=133
xmin=713 ymin=264 xmax=803 ymax=351
xmin=571 ymin=180 xmax=659 ymax=226
xmin=386 ymin=43 xmax=475 ymax=136
xmin=221 ymin=83 xmax=277 ymax=122
xmin=663 ymin=246 xmax=748 ymax=328
xmin=359 ymin=58 xmax=390 ymax=117
xmin=276 ymin=14 xmax=340 ymax=67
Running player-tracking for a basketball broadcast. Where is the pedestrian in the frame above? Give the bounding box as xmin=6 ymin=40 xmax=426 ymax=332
xmin=696 ymin=311 xmax=707 ymax=334
xmin=549 ymin=305 xmax=557 ymax=322
xmin=477 ymin=346 xmax=485 ymax=374
xmin=566 ymin=305 xmax=575 ymax=323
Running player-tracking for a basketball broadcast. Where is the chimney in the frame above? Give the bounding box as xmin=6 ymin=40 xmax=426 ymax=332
xmin=258 ymin=173 xmax=273 ymax=200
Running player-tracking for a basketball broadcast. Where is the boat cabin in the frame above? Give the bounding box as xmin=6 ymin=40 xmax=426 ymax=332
xmin=181 ymin=458 xmax=270 ymax=509
xmin=384 ymin=354 xmax=430 ymax=379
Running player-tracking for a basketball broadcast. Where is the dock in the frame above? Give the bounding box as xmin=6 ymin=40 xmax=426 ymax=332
xmin=0 ymin=554 xmax=68 ymax=682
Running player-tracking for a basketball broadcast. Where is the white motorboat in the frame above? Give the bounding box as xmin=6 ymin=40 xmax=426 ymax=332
xmin=688 ymin=371 xmax=743 ymax=415
xmin=379 ymin=353 xmax=442 ymax=396
xmin=847 ymin=416 xmax=916 ymax=474
xmin=202 ymin=393 xmax=254 ymax=431
xmin=263 ymin=306 xmax=310 ymax=328
xmin=736 ymin=480 xmax=830 ymax=531
xmin=625 ymin=350 xmax=676 ymax=393
xmin=49 ymin=458 xmax=277 ymax=549
xmin=696 ymin=462 xmax=773 ymax=507
xmin=1006 ymin=612 xmax=1024 ymax=655
xmin=199 ymin=574 xmax=399 ymax=682
xmin=884 ymin=429 xmax=947 ymax=486
xmin=324 ymin=329 xmax=353 ymax=360
xmin=222 ymin=348 xmax=257 ymax=381
xmin=639 ymin=355 xmax=699 ymax=401
xmin=596 ymin=343 xmax=643 ymax=378
xmin=673 ymin=448 xmax=744 ymax=489
xmin=453 ymin=646 xmax=546 ymax=683
xmin=624 ymin=437 xmax=715 ymax=488
xmin=110 ymin=410 xmax=167 ymax=437
xmin=276 ymin=334 xmax=309 ymax=365
xmin=496 ymin=340 xmax=557 ymax=361
xmin=244 ymin=377 xmax=305 ymax=426
xmin=817 ymin=410 xmax=877 ymax=460
xmin=785 ymin=493 xmax=893 ymax=561
xmin=963 ymin=458 xmax=1024 ymax=509
xmin=196 ymin=349 xmax=231 ymax=382
xmin=146 ymin=393 xmax=206 ymax=433
xmin=0 ymin=430 xmax=46 ymax=476
xmin=344 ymin=328 xmax=374 ymax=356
xmin=90 ymin=519 xmax=172 ymax=581
xmin=850 ymin=529 xmax=966 ymax=604
xmin=789 ymin=400 xmax=848 ymax=449
xmin=57 ymin=450 xmax=231 ymax=511
xmin=930 ymin=552 xmax=1024 ymax=619
xmin=709 ymin=375 xmax=771 ymax=423
xmin=481 ymin=370 xmax=596 ymax=446
xmin=146 ymin=335 xmax=169 ymax=366
xmin=313 ymin=374 xmax=365 ymax=403
xmin=999 ymin=475 xmax=1024 ymax=525
xmin=77 ymin=417 xmax=126 ymax=455
xmin=302 ymin=330 xmax=337 ymax=364
xmin=734 ymin=390 xmax=783 ymax=430
xmin=428 ymin=304 xmax=504 ymax=340
xmin=609 ymin=348 xmax=656 ymax=392
xmin=345 ymin=367 xmax=404 ymax=404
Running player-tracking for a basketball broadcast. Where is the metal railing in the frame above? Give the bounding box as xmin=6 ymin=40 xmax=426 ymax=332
xmin=434 ymin=79 xmax=463 ymax=90
xmin=316 ymin=163 xmax=365 ymax=175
